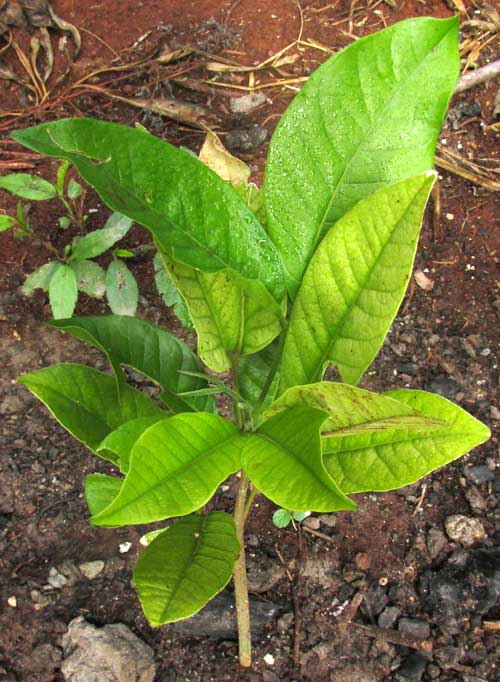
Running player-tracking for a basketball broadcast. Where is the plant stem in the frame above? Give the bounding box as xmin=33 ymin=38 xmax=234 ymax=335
xmin=233 ymin=473 xmax=252 ymax=668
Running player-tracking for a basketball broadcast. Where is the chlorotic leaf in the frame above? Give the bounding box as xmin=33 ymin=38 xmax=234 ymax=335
xmin=242 ymin=406 xmax=355 ymax=512
xmin=21 ymin=261 xmax=61 ymax=296
xmin=92 ymin=413 xmax=243 ymax=526
xmin=97 ymin=416 xmax=167 ymax=473
xmin=85 ymin=473 xmax=123 ymax=516
xmin=69 ymin=212 xmax=133 ymax=262
xmin=105 ymin=260 xmax=138 ymax=316
xmin=167 ymin=257 xmax=282 ymax=373
xmin=134 ymin=512 xmax=240 ymax=625
xmin=48 ymin=264 xmax=78 ymax=319
xmin=19 ymin=364 xmax=165 ymax=453
xmin=264 ymin=16 xmax=459 ymax=296
xmin=49 ymin=315 xmax=213 ymax=413
xmin=267 ymin=381 xmax=447 ymax=435
xmin=280 ymin=173 xmax=435 ymax=391
xmin=70 ymin=259 xmax=106 ymax=298
xmin=0 ymin=173 xmax=57 ymax=200
xmin=12 ymin=118 xmax=285 ymax=301
xmin=323 ymin=389 xmax=490 ymax=494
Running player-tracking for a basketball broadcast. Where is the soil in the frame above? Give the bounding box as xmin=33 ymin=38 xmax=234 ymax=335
xmin=1 ymin=1 xmax=499 ymax=681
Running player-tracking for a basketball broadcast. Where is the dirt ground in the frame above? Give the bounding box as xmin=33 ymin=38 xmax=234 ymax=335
xmin=0 ymin=1 xmax=499 ymax=681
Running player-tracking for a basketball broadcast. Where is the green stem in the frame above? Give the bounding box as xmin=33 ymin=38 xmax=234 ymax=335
xmin=233 ymin=473 xmax=252 ymax=668
xmin=243 ymin=485 xmax=257 ymax=523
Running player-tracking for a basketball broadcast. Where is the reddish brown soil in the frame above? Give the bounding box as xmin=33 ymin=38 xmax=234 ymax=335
xmin=1 ymin=1 xmax=499 ymax=681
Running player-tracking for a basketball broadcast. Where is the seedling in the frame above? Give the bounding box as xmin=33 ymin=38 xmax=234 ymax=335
xmin=14 ymin=17 xmax=490 ymax=668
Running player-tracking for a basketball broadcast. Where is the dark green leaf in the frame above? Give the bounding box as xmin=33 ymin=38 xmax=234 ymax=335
xmin=134 ymin=512 xmax=240 ymax=625
xmin=12 ymin=118 xmax=285 ymax=301
xmin=19 ymin=363 xmax=165 ymax=453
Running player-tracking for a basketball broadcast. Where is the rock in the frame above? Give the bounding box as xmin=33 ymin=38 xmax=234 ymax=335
xmin=79 ymin=560 xmax=105 ymax=580
xmin=31 ymin=643 xmax=62 ymax=676
xmin=396 ymin=652 xmax=427 ymax=681
xmin=355 ymin=552 xmax=370 ymax=571
xmin=247 ymin=557 xmax=285 ymax=593
xmin=61 ymin=616 xmax=155 ymax=682
xmin=427 ymin=528 xmax=449 ymax=559
xmin=464 ymin=465 xmax=494 ymax=485
xmin=398 ymin=618 xmax=430 ymax=640
xmin=445 ymin=515 xmax=485 ymax=546
xmin=226 ymin=124 xmax=267 ymax=153
xmin=464 ymin=486 xmax=487 ymax=513
xmin=419 ymin=547 xmax=500 ymax=630
xmin=377 ymin=606 xmax=400 ymax=629
xmin=414 ymin=270 xmax=434 ymax=291
xmin=303 ymin=516 xmax=320 ymax=530
xmin=47 ymin=567 xmax=68 ymax=589
xmin=428 ymin=377 xmax=459 ymax=399
xmin=362 ymin=585 xmax=388 ymax=618
xmin=229 ymin=93 xmax=267 ymax=114
xmin=171 ymin=592 xmax=281 ymax=639
xmin=318 ymin=514 xmax=337 ymax=528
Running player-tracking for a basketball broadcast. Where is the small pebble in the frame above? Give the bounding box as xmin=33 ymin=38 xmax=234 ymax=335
xmin=378 ymin=606 xmax=400 ymax=629
xmin=7 ymin=596 xmax=16 ymax=608
xmin=464 ymin=465 xmax=494 ymax=485
xmin=445 ymin=515 xmax=485 ymax=547
xmin=398 ymin=617 xmax=431 ymax=640
xmin=264 ymin=653 xmax=275 ymax=666
xmin=119 ymin=542 xmax=132 ymax=554
xmin=318 ymin=514 xmax=337 ymax=528
xmin=303 ymin=516 xmax=320 ymax=530
xmin=355 ymin=552 xmax=371 ymax=571
xmin=47 ymin=567 xmax=68 ymax=589
xmin=79 ymin=560 xmax=105 ymax=580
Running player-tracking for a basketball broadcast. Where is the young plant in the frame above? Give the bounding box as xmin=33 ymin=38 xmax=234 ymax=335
xmin=0 ymin=166 xmax=139 ymax=317
xmin=14 ymin=17 xmax=490 ymax=668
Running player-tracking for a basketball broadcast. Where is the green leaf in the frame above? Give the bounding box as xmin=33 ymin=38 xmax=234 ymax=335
xmin=280 ymin=173 xmax=435 ymax=391
xmin=267 ymin=381 xmax=447 ymax=436
xmin=56 ymin=160 xmax=70 ymax=194
xmin=272 ymin=509 xmax=291 ymax=528
xmin=48 ymin=264 xmax=78 ymax=319
xmin=85 ymin=473 xmax=123 ymax=515
xmin=49 ymin=315 xmax=213 ymax=413
xmin=105 ymin=260 xmax=138 ymax=316
xmin=58 ymin=216 xmax=71 ymax=230
xmin=67 ymin=178 xmax=82 ymax=199
xmin=134 ymin=512 xmax=240 ymax=625
xmin=12 ymin=118 xmax=285 ymax=301
xmin=70 ymin=260 xmax=106 ymax=298
xmin=264 ymin=16 xmax=459 ymax=296
xmin=242 ymin=406 xmax=355 ymax=512
xmin=323 ymin=389 xmax=490 ymax=494
xmin=239 ymin=343 xmax=279 ymax=413
xmin=97 ymin=416 xmax=167 ymax=473
xmin=21 ymin=261 xmax=61 ymax=295
xmin=292 ymin=511 xmax=308 ymax=522
xmin=0 ymin=173 xmax=57 ymax=200
xmin=153 ymin=251 xmax=193 ymax=329
xmin=69 ymin=212 xmax=133 ymax=262
xmin=167 ymin=258 xmax=282 ymax=373
xmin=92 ymin=413 xmax=242 ymax=526
xmin=0 ymin=215 xmax=16 ymax=232
xmin=19 ymin=363 xmax=165 ymax=453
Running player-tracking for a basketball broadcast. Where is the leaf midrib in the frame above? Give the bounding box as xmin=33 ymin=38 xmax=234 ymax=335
xmin=322 ymin=414 xmax=449 ymax=437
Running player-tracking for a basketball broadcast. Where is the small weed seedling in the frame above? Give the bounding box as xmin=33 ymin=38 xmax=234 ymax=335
xmin=0 ymin=166 xmax=141 ymax=317
xmin=14 ymin=17 xmax=490 ymax=668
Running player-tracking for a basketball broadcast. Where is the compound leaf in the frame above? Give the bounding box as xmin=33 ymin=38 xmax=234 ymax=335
xmin=134 ymin=512 xmax=240 ymax=625
xmin=280 ymin=173 xmax=435 ymax=391
xmin=92 ymin=413 xmax=242 ymax=526
xmin=19 ymin=364 xmax=165 ymax=453
xmin=324 ymin=389 xmax=490 ymax=493
xmin=12 ymin=118 xmax=285 ymax=301
xmin=242 ymin=406 xmax=355 ymax=512
xmin=48 ymin=264 xmax=78 ymax=319
xmin=49 ymin=315 xmax=213 ymax=413
xmin=264 ymin=16 xmax=459 ymax=296
xmin=85 ymin=473 xmax=123 ymax=515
